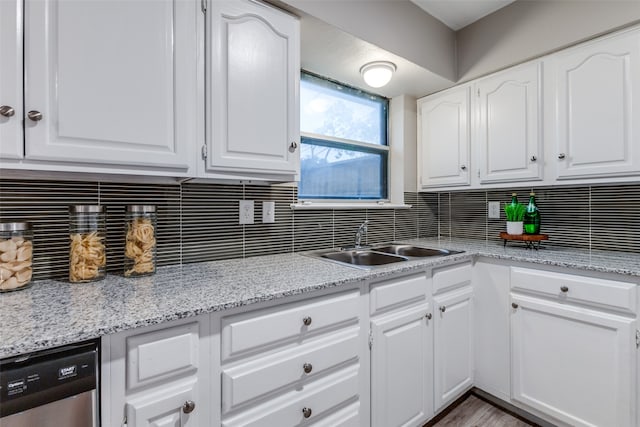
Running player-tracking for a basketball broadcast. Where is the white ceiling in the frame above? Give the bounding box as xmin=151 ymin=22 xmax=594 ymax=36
xmin=410 ymin=0 xmax=516 ymax=30
xmin=300 ymin=14 xmax=454 ymax=98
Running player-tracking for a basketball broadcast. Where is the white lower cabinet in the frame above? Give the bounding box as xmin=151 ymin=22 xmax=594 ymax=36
xmin=219 ymin=288 xmax=365 ymax=427
xmin=370 ymin=304 xmax=433 ymax=427
xmin=510 ymin=266 xmax=637 ymax=427
xmin=103 ymin=316 xmax=212 ymax=427
xmin=432 ymin=264 xmax=474 ymax=411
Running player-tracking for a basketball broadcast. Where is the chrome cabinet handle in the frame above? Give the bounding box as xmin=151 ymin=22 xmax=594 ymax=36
xmin=182 ymin=400 xmax=195 ymax=414
xmin=460 ymin=165 xmax=467 ymax=171
xmin=560 ymin=286 xmax=569 ymax=293
xmin=0 ymin=105 xmax=15 ymax=117
xmin=302 ymin=316 xmax=312 ymax=326
xmin=27 ymin=110 xmax=43 ymax=122
xmin=558 ymin=153 xmax=566 ymax=160
xmin=439 ymin=306 xmax=446 ymax=313
xmin=303 ymin=363 xmax=313 ymax=374
xmin=302 ymin=407 xmax=312 ymax=418
xmin=425 ymin=313 xmax=432 ymax=320
xmin=289 ymin=141 xmax=298 ymax=153
xmin=512 ymin=302 xmax=519 ymax=309
xmin=530 ymin=155 xmax=537 ymax=162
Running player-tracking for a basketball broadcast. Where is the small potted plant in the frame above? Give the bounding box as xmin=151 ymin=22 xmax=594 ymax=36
xmin=504 ymin=200 xmax=525 ymax=235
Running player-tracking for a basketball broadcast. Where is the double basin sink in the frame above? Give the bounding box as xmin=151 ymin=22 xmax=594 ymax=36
xmin=307 ymin=243 xmax=463 ymax=270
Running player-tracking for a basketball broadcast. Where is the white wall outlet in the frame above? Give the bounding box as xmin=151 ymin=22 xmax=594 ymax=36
xmin=239 ymin=200 xmax=254 ymax=224
xmin=262 ymin=201 xmax=275 ymax=223
xmin=488 ymin=201 xmax=501 ymax=219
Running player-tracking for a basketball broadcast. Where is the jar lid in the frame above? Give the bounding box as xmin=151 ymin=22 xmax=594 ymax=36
xmin=0 ymin=222 xmax=32 ymax=232
xmin=69 ymin=205 xmax=105 ymax=213
xmin=127 ymin=205 xmax=156 ymax=213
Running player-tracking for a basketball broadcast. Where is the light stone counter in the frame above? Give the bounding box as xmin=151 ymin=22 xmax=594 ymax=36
xmin=2 ymin=237 xmax=639 ymax=358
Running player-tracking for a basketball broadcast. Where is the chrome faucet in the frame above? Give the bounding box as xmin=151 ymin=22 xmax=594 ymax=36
xmin=354 ymin=220 xmax=369 ymax=249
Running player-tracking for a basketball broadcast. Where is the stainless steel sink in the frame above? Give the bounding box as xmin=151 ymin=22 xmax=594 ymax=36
xmin=372 ymin=244 xmax=460 ymax=258
xmin=321 ymin=250 xmax=408 ymax=267
xmin=306 ymin=243 xmax=464 ymax=269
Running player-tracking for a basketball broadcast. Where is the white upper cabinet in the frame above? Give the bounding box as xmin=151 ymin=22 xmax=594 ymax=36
xmin=205 ymin=0 xmax=300 ymax=179
xmin=23 ymin=0 xmax=197 ymax=173
xmin=476 ymin=62 xmax=543 ymax=183
xmin=418 ymin=86 xmax=471 ymax=188
xmin=0 ymin=0 xmax=23 ymax=159
xmin=548 ymin=28 xmax=640 ymax=180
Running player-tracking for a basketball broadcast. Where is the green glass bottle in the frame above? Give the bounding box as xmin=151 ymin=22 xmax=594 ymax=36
xmin=524 ymin=192 xmax=541 ymax=234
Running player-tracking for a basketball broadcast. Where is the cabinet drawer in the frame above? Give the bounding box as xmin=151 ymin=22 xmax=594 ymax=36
xmin=433 ymin=262 xmax=472 ymax=294
xmin=511 ymin=267 xmax=637 ymax=314
xmin=222 ymin=328 xmax=359 ymax=413
xmin=222 ymin=365 xmax=360 ymax=427
xmin=126 ymin=322 xmax=199 ymax=390
xmin=370 ymin=272 xmax=427 ymax=315
xmin=221 ymin=290 xmax=359 ymax=361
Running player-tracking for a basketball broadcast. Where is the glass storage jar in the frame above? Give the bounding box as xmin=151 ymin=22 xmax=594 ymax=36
xmin=69 ymin=205 xmax=106 ymax=283
xmin=0 ymin=222 xmax=33 ymax=292
xmin=124 ymin=205 xmax=156 ymax=277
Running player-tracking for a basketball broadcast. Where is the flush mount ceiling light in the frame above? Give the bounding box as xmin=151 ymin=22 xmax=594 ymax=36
xmin=360 ymin=61 xmax=397 ymax=88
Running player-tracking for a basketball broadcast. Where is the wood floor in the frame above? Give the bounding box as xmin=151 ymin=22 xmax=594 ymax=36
xmin=430 ymin=395 xmax=534 ymax=427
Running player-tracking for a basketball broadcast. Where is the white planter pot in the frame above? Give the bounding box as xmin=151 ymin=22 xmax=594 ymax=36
xmin=506 ymin=221 xmax=523 ymax=235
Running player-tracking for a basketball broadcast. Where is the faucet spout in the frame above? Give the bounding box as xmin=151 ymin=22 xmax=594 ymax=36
xmin=354 ymin=220 xmax=369 ymax=249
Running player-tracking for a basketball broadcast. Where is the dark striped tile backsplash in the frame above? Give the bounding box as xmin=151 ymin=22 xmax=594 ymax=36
xmin=0 ymin=180 xmax=427 ymax=281
xmin=4 ymin=176 xmax=638 ymax=282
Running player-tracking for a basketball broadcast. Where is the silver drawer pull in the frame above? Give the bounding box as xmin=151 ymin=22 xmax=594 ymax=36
xmin=560 ymin=286 xmax=569 ymax=293
xmin=302 ymin=316 xmax=312 ymax=326
xmin=302 ymin=407 xmax=312 ymax=418
xmin=182 ymin=400 xmax=195 ymax=414
xmin=558 ymin=153 xmax=566 ymax=160
xmin=439 ymin=306 xmax=446 ymax=313
xmin=512 ymin=302 xmax=519 ymax=309
xmin=27 ymin=110 xmax=43 ymax=122
xmin=0 ymin=105 xmax=15 ymax=117
xmin=303 ymin=363 xmax=313 ymax=374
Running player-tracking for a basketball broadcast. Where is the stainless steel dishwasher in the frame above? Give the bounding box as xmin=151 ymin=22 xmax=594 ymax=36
xmin=0 ymin=339 xmax=99 ymax=427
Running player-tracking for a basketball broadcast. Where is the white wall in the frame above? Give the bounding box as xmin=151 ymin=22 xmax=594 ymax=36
xmin=390 ymin=95 xmax=417 ymax=194
xmin=457 ymin=0 xmax=640 ymax=81
xmin=280 ymin=0 xmax=457 ymax=81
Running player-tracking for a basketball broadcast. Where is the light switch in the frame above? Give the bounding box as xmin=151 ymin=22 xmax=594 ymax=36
xmin=239 ymin=200 xmax=254 ymax=224
xmin=262 ymin=201 xmax=276 ymax=223
xmin=488 ymin=201 xmax=501 ymax=219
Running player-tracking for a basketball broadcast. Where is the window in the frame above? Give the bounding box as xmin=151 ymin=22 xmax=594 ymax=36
xmin=299 ymin=72 xmax=389 ymax=201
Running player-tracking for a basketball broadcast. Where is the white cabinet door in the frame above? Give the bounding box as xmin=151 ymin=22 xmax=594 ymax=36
xmin=206 ymin=0 xmax=300 ymax=178
xmin=0 ymin=0 xmax=23 ymax=159
xmin=126 ymin=380 xmax=199 ymax=427
xmin=370 ymin=304 xmax=433 ymax=427
xmin=549 ymin=29 xmax=640 ymax=179
xmin=476 ymin=62 xmax=542 ymax=183
xmin=433 ymin=286 xmax=473 ymax=411
xmin=417 ymin=86 xmax=471 ymax=188
xmin=23 ymin=0 xmax=197 ymax=172
xmin=511 ymin=294 xmax=635 ymax=427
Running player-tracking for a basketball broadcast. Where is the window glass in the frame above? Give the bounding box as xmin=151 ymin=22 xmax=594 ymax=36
xmin=299 ymin=72 xmax=389 ymax=200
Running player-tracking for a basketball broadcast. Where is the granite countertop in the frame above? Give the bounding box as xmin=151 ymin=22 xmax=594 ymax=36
xmin=2 ymin=237 xmax=640 ymax=359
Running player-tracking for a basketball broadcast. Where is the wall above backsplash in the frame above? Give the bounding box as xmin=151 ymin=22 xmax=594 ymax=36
xmin=435 ymin=183 xmax=640 ymax=254
xmin=0 ymin=179 xmax=437 ymax=281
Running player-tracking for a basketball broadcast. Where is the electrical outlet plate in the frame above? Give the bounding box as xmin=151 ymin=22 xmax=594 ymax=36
xmin=488 ymin=201 xmax=501 ymax=219
xmin=262 ymin=201 xmax=275 ymax=223
xmin=239 ymin=200 xmax=254 ymax=224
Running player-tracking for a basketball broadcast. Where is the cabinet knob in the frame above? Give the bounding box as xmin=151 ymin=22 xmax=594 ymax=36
xmin=558 ymin=153 xmax=566 ymax=160
xmin=0 ymin=105 xmax=15 ymax=118
xmin=439 ymin=306 xmax=446 ymax=313
xmin=182 ymin=400 xmax=195 ymax=414
xmin=302 ymin=407 xmax=312 ymax=418
xmin=27 ymin=110 xmax=43 ymax=122
xmin=512 ymin=302 xmax=519 ymax=309
xmin=460 ymin=165 xmax=467 ymax=171
xmin=425 ymin=313 xmax=432 ymax=320
xmin=560 ymin=286 xmax=569 ymax=293
xmin=530 ymin=155 xmax=537 ymax=162
xmin=303 ymin=363 xmax=313 ymax=374
xmin=289 ymin=141 xmax=298 ymax=153
xmin=302 ymin=316 xmax=312 ymax=326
